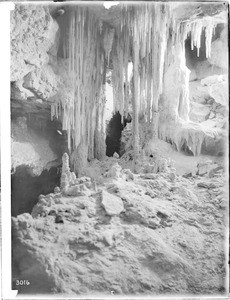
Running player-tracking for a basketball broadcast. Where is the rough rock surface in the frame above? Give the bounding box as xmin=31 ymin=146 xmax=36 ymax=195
xmin=101 ymin=190 xmax=124 ymax=216
xmin=189 ymin=102 xmax=211 ymax=123
xmin=23 ymin=65 xmax=62 ymax=101
xmin=201 ymin=74 xmax=228 ymax=107
xmin=12 ymin=155 xmax=228 ymax=296
xmin=11 ymin=5 xmax=59 ymax=82
xmin=10 ymin=5 xmax=69 ymax=176
xmin=189 ymin=78 xmax=228 ymax=133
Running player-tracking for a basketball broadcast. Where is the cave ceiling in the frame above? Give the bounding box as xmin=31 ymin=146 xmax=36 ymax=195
xmin=52 ymin=1 xmax=228 ymax=28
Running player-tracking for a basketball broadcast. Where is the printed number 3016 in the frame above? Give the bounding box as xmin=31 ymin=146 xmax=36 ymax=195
xmin=16 ymin=280 xmax=30 ymax=286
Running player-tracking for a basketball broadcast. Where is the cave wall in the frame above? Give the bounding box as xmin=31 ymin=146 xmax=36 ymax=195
xmin=11 ymin=5 xmax=59 ymax=83
xmin=11 ymin=4 xmax=107 ymax=177
xmin=10 ymin=5 xmax=63 ymax=173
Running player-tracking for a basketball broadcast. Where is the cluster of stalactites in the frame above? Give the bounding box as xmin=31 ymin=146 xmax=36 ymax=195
xmin=178 ymin=16 xmax=217 ymax=58
xmin=111 ymin=3 xmax=171 ymax=127
xmin=51 ymin=7 xmax=106 ymax=157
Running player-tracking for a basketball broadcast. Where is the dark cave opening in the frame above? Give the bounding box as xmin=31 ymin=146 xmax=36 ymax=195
xmin=11 ymin=166 xmax=61 ymax=217
xmin=106 ymin=112 xmax=124 ymax=157
xmin=105 ymin=112 xmax=131 ymax=157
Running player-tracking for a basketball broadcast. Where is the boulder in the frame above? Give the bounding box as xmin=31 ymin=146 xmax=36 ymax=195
xmin=101 ymin=191 xmax=124 ymax=216
xmin=197 ymin=160 xmax=219 ymax=176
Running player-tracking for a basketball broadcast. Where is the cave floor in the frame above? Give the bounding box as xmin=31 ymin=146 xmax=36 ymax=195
xmin=12 ymin=155 xmax=228 ymax=296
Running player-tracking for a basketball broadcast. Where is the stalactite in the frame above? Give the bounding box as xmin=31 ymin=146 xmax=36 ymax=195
xmin=52 ymin=7 xmax=106 ymax=166
xmin=178 ymin=16 xmax=217 ymax=59
xmin=51 ymin=3 xmax=220 ymax=165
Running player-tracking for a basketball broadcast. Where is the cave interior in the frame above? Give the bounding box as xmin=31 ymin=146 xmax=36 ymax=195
xmin=10 ymin=2 xmax=228 ymax=215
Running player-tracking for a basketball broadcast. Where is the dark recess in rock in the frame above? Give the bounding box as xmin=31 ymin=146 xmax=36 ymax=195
xmin=106 ymin=112 xmax=131 ymax=157
xmin=11 ymin=166 xmax=61 ymax=216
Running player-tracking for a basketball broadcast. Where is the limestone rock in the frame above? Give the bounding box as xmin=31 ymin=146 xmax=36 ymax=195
xmin=190 ymin=60 xmax=225 ymax=81
xmin=201 ymin=75 xmax=228 ymax=107
xmin=105 ymin=163 xmax=122 ymax=178
xmin=182 ymin=172 xmax=192 ymax=178
xmin=11 ymin=5 xmax=59 ymax=82
xmin=11 ymin=158 xmax=226 ymax=295
xmin=208 ymin=26 xmax=228 ymax=70
xmin=122 ymin=169 xmax=134 ymax=181
xmin=189 ymin=102 xmax=211 ymax=123
xmin=11 ymin=80 xmax=35 ymax=101
xmin=209 ymin=112 xmax=215 ymax=119
xmin=189 ymin=81 xmax=210 ymax=104
xmin=197 ymin=160 xmax=218 ymax=176
xmin=23 ymin=65 xmax=62 ymax=101
xmin=101 ymin=191 xmax=124 ymax=216
xmin=14 ymin=213 xmax=34 ymax=230
xmin=113 ymin=152 xmax=120 ymax=159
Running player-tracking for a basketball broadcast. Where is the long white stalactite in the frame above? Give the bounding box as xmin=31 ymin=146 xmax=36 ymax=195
xmin=180 ymin=16 xmax=217 ymax=59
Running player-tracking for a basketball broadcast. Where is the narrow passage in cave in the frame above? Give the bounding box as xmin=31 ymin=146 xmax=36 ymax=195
xmin=105 ymin=112 xmax=124 ymax=157
xmin=105 ymin=112 xmax=132 ymax=157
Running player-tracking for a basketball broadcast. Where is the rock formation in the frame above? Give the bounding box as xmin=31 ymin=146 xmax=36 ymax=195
xmin=8 ymin=1 xmax=229 ymax=297
xmin=12 ymin=152 xmax=228 ymax=295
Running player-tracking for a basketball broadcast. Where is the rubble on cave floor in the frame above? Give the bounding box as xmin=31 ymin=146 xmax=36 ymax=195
xmin=12 ymin=152 xmax=228 ymax=295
